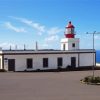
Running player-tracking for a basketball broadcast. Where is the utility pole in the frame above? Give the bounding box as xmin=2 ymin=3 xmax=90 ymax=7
xmin=86 ymin=31 xmax=100 ymax=78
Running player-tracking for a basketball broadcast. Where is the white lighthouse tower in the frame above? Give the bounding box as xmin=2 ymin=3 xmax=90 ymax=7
xmin=61 ymin=21 xmax=79 ymax=50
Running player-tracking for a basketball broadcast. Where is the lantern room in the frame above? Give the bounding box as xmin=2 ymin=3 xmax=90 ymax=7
xmin=64 ymin=21 xmax=75 ymax=38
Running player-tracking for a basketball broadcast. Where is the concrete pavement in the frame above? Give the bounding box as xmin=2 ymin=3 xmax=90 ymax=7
xmin=0 ymin=70 xmax=100 ymax=100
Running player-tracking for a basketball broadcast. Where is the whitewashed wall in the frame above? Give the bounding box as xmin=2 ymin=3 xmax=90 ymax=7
xmin=4 ymin=53 xmax=79 ymax=71
xmin=79 ymin=53 xmax=95 ymax=67
xmin=61 ymin=38 xmax=79 ymax=50
xmin=0 ymin=55 xmax=2 ymax=69
xmin=62 ymin=54 xmax=78 ymax=68
xmin=3 ymin=52 xmax=95 ymax=71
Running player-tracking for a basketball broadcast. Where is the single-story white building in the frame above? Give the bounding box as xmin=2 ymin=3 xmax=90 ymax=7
xmin=0 ymin=49 xmax=96 ymax=71
xmin=0 ymin=21 xmax=96 ymax=71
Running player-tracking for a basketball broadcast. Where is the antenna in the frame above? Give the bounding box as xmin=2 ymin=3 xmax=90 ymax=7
xmin=0 ymin=47 xmax=2 ymax=50
xmin=15 ymin=45 xmax=17 ymax=50
xmin=24 ymin=44 xmax=26 ymax=50
xmin=36 ymin=41 xmax=38 ymax=50
xmin=10 ymin=45 xmax=11 ymax=50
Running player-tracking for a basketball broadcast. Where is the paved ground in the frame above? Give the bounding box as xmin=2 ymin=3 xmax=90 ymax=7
xmin=0 ymin=70 xmax=100 ymax=100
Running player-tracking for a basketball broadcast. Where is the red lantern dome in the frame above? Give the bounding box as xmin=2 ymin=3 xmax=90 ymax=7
xmin=66 ymin=21 xmax=74 ymax=28
xmin=64 ymin=21 xmax=75 ymax=38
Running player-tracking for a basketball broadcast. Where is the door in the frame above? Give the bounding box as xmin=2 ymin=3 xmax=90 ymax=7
xmin=8 ymin=59 xmax=15 ymax=71
xmin=71 ymin=57 xmax=76 ymax=68
xmin=27 ymin=58 xmax=33 ymax=69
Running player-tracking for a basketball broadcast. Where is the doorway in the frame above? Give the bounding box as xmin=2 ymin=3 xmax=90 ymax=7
xmin=8 ymin=59 xmax=15 ymax=71
xmin=71 ymin=57 xmax=76 ymax=68
xmin=27 ymin=58 xmax=33 ymax=69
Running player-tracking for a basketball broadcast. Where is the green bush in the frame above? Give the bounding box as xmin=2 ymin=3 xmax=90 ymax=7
xmin=82 ymin=76 xmax=100 ymax=84
xmin=93 ymin=77 xmax=100 ymax=83
xmin=84 ymin=76 xmax=91 ymax=82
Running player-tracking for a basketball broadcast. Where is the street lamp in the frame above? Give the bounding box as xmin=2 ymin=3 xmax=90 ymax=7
xmin=86 ymin=31 xmax=100 ymax=78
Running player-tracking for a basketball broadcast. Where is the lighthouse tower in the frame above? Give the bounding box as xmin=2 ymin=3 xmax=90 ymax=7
xmin=61 ymin=21 xmax=79 ymax=50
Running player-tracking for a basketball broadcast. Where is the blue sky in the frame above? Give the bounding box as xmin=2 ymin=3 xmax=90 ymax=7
xmin=0 ymin=0 xmax=100 ymax=50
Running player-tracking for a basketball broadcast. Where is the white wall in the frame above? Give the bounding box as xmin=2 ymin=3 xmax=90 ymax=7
xmin=79 ymin=53 xmax=95 ymax=67
xmin=62 ymin=54 xmax=78 ymax=68
xmin=67 ymin=39 xmax=79 ymax=50
xmin=3 ymin=52 xmax=95 ymax=71
xmin=4 ymin=53 xmax=79 ymax=71
xmin=61 ymin=38 xmax=79 ymax=50
xmin=0 ymin=55 xmax=2 ymax=69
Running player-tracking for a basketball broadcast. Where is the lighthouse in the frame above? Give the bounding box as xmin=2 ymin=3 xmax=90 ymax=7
xmin=61 ymin=21 xmax=79 ymax=50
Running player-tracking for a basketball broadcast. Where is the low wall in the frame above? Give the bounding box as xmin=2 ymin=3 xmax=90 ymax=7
xmin=96 ymin=63 xmax=100 ymax=67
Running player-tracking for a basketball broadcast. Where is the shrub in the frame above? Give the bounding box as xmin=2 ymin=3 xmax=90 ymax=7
xmin=84 ymin=76 xmax=91 ymax=82
xmin=93 ymin=76 xmax=100 ymax=83
xmin=82 ymin=76 xmax=100 ymax=84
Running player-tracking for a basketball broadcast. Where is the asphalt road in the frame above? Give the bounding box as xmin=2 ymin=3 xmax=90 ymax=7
xmin=0 ymin=70 xmax=100 ymax=100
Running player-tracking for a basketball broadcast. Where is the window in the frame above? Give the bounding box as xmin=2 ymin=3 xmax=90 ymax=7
xmin=72 ymin=43 xmax=75 ymax=47
xmin=63 ymin=44 xmax=66 ymax=50
xmin=27 ymin=58 xmax=33 ymax=68
xmin=43 ymin=58 xmax=48 ymax=68
xmin=71 ymin=28 xmax=74 ymax=33
xmin=57 ymin=57 xmax=63 ymax=67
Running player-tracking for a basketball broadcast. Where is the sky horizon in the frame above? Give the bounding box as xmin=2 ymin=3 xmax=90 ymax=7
xmin=0 ymin=0 xmax=100 ymax=50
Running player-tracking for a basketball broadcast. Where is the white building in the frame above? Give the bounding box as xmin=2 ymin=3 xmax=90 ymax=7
xmin=0 ymin=21 xmax=96 ymax=71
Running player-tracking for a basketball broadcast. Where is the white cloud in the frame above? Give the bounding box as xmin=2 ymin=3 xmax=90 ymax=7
xmin=4 ymin=22 xmax=26 ymax=33
xmin=0 ymin=42 xmax=31 ymax=50
xmin=94 ymin=35 xmax=100 ymax=39
xmin=47 ymin=27 xmax=63 ymax=35
xmin=7 ymin=16 xmax=63 ymax=49
xmin=45 ymin=35 xmax=59 ymax=43
xmin=39 ymin=43 xmax=49 ymax=49
xmin=9 ymin=16 xmax=45 ymax=35
xmin=0 ymin=42 xmax=15 ymax=49
xmin=9 ymin=16 xmax=63 ymax=36
xmin=44 ymin=27 xmax=62 ymax=44
xmin=20 ymin=19 xmax=45 ymax=35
